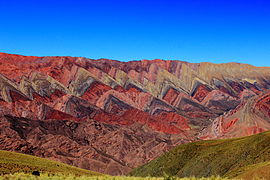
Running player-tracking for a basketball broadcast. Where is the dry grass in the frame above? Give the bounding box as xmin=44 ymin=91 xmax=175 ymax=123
xmin=0 ymin=150 xmax=101 ymax=176
xmin=0 ymin=173 xmax=232 ymax=180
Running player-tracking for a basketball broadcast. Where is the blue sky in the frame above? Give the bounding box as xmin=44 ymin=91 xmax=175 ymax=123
xmin=0 ymin=0 xmax=270 ymax=66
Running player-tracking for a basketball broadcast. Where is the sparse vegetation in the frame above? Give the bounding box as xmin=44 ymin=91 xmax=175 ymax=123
xmin=0 ymin=173 xmax=231 ymax=180
xmin=0 ymin=150 xmax=101 ymax=176
xmin=0 ymin=150 xmax=233 ymax=180
xmin=130 ymin=131 xmax=270 ymax=179
xmin=3 ymin=131 xmax=270 ymax=180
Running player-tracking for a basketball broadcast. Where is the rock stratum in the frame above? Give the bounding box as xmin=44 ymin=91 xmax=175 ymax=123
xmin=0 ymin=52 xmax=270 ymax=175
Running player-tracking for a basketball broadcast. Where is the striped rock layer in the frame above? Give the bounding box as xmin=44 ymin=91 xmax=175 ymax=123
xmin=1 ymin=52 xmax=270 ymax=175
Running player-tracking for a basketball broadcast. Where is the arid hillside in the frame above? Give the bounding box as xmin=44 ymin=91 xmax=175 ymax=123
xmin=0 ymin=52 xmax=270 ymax=175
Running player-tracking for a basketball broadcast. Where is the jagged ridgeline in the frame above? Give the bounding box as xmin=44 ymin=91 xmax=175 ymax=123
xmin=1 ymin=52 xmax=270 ymax=175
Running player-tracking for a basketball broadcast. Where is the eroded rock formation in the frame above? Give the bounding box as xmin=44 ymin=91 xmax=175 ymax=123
xmin=1 ymin=52 xmax=270 ymax=174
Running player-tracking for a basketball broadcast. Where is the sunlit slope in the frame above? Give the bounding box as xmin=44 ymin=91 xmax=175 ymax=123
xmin=228 ymin=161 xmax=270 ymax=180
xmin=0 ymin=150 xmax=102 ymax=176
xmin=0 ymin=173 xmax=231 ymax=180
xmin=130 ymin=131 xmax=270 ymax=179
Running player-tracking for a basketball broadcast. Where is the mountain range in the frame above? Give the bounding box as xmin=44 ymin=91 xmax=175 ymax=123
xmin=0 ymin=52 xmax=270 ymax=175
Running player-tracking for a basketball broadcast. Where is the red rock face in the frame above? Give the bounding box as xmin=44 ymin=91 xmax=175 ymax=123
xmin=163 ymin=88 xmax=180 ymax=105
xmin=81 ymin=81 xmax=112 ymax=105
xmin=255 ymin=94 xmax=270 ymax=118
xmin=1 ymin=52 xmax=270 ymax=175
xmin=192 ymin=84 xmax=212 ymax=102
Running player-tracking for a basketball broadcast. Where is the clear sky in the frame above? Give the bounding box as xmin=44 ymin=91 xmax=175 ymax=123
xmin=0 ymin=0 xmax=270 ymax=66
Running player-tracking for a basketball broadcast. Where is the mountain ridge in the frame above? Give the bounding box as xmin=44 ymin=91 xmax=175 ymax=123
xmin=1 ymin=52 xmax=267 ymax=67
xmin=0 ymin=52 xmax=270 ymax=175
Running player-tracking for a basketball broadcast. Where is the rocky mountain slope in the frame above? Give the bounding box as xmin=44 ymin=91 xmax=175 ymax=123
xmin=0 ymin=52 xmax=270 ymax=175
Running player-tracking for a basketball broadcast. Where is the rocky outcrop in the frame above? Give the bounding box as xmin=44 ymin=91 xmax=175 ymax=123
xmin=1 ymin=52 xmax=270 ymax=174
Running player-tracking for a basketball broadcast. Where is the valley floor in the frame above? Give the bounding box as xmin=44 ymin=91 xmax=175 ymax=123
xmin=0 ymin=173 xmax=231 ymax=180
